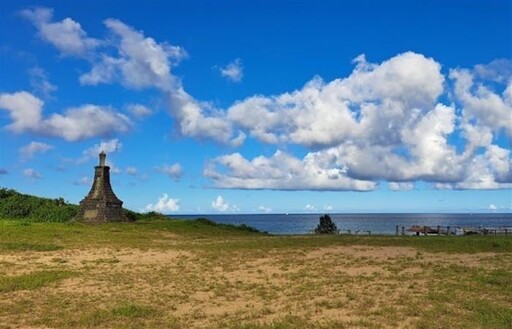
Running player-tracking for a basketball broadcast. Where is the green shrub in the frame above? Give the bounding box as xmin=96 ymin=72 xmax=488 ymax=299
xmin=124 ymin=209 xmax=169 ymax=221
xmin=0 ymin=188 xmax=78 ymax=222
xmin=314 ymin=214 xmax=338 ymax=234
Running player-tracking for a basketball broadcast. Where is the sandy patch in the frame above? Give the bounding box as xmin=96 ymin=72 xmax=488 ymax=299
xmin=1 ymin=242 xmax=507 ymax=329
xmin=0 ymin=247 xmax=193 ymax=276
xmin=305 ymin=245 xmax=494 ymax=267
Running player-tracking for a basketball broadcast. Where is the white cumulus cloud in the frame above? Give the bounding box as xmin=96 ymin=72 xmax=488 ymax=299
xmin=43 ymin=104 xmax=132 ymax=141
xmin=19 ymin=141 xmax=53 ymax=161
xmin=227 ymin=52 xmax=444 ymax=148
xmin=211 ymin=195 xmax=238 ymax=212
xmin=258 ymin=206 xmax=272 ymax=213
xmin=167 ymin=87 xmax=245 ymax=146
xmin=0 ymin=91 xmax=132 ymax=141
xmin=28 ymin=66 xmax=57 ymax=98
xmin=0 ymin=91 xmax=44 ymax=133
xmin=203 ymin=54 xmax=511 ymax=191
xmin=80 ymin=19 xmax=187 ymax=90
xmin=127 ymin=104 xmax=153 ymax=118
xmin=450 ymin=67 xmax=512 ymax=136
xmin=145 ymin=193 xmax=180 ymax=213
xmin=388 ymin=182 xmax=415 ymax=191
xmin=21 ymin=7 xmax=101 ymax=57
xmin=82 ymin=139 xmax=123 ymax=159
xmin=219 ymin=58 xmax=243 ymax=82
xmin=324 ymin=205 xmax=333 ymax=211
xmin=205 ymin=150 xmax=377 ymax=191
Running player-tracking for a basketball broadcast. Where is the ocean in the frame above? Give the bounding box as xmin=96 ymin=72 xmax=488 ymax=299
xmin=175 ymin=213 xmax=512 ymax=235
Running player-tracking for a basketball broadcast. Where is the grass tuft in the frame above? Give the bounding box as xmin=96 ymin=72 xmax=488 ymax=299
xmin=0 ymin=270 xmax=74 ymax=292
xmin=0 ymin=242 xmax=63 ymax=252
xmin=111 ymin=304 xmax=159 ymax=318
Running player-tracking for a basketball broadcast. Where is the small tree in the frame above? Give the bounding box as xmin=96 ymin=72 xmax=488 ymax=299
xmin=314 ymin=214 xmax=338 ymax=234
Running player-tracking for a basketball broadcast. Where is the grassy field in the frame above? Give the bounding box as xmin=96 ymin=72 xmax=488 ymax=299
xmin=1 ymin=218 xmax=511 ymax=329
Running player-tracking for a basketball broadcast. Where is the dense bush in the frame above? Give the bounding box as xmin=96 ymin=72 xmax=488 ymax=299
xmin=123 ymin=209 xmax=168 ymax=221
xmin=0 ymin=188 xmax=78 ymax=222
xmin=314 ymin=214 xmax=338 ymax=234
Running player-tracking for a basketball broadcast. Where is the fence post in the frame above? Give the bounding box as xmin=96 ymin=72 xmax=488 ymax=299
xmin=402 ymin=226 xmax=405 ymax=236
xmin=447 ymin=226 xmax=451 ymax=235
xmin=396 ymin=225 xmax=399 ymax=236
xmin=437 ymin=225 xmax=441 ymax=236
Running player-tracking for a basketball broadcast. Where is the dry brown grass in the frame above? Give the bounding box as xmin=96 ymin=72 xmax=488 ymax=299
xmin=1 ymin=221 xmax=511 ymax=328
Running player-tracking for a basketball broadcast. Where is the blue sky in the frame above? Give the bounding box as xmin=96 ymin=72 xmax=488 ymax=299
xmin=1 ymin=0 xmax=511 ymax=214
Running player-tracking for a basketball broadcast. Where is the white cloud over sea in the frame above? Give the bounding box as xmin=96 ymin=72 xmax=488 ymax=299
xmin=202 ymin=55 xmax=511 ymax=191
xmin=145 ymin=193 xmax=180 ymax=212
xmin=211 ymin=196 xmax=239 ymax=212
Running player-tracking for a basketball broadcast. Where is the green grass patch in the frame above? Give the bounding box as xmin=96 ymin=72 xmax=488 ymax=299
xmin=222 ymin=315 xmax=348 ymax=329
xmin=475 ymin=269 xmax=512 ymax=294
xmin=465 ymin=299 xmax=512 ymax=328
xmin=111 ymin=304 xmax=159 ymax=318
xmin=0 ymin=270 xmax=75 ymax=293
xmin=1 ymin=219 xmax=510 ymax=254
xmin=74 ymin=304 xmax=163 ymax=328
xmin=0 ymin=242 xmax=63 ymax=252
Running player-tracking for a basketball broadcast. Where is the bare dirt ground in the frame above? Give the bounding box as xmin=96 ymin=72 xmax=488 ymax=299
xmin=2 ymin=242 xmax=508 ymax=329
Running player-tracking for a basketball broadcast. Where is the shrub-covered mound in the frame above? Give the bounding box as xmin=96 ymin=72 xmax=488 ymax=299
xmin=0 ymin=188 xmax=78 ymax=222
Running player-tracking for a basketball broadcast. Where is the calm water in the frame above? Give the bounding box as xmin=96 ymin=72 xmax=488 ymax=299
xmin=175 ymin=213 xmax=512 ymax=235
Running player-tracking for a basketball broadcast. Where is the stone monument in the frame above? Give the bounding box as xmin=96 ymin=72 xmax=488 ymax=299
xmin=74 ymin=151 xmax=130 ymax=223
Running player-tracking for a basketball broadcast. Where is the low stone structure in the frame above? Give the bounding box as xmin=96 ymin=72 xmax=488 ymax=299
xmin=74 ymin=152 xmax=130 ymax=223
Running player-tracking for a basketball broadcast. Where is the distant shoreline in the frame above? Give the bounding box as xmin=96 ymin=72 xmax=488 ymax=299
xmin=171 ymin=213 xmax=512 ymax=235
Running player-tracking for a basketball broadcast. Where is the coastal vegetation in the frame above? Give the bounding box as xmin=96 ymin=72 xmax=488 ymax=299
xmin=0 ymin=188 xmax=78 ymax=222
xmin=0 ymin=190 xmax=511 ymax=328
xmin=314 ymin=214 xmax=338 ymax=234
